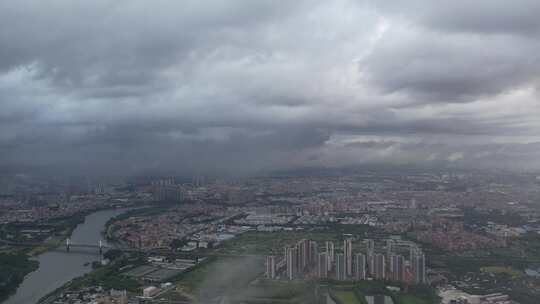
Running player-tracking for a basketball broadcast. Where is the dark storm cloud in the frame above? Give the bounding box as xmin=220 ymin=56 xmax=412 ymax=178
xmin=361 ymin=36 xmax=540 ymax=102
xmin=0 ymin=0 xmax=539 ymax=176
xmin=362 ymin=0 xmax=540 ymax=102
xmin=0 ymin=0 xmax=309 ymax=94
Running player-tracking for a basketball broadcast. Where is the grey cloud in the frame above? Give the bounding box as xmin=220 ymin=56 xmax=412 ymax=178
xmin=0 ymin=0 xmax=310 ymax=95
xmin=345 ymin=140 xmax=396 ymax=149
xmin=361 ymin=28 xmax=540 ymax=102
xmin=373 ymin=0 xmax=540 ymax=36
xmin=327 ymin=139 xmax=540 ymax=171
xmin=1 ymin=0 xmax=540 ymax=176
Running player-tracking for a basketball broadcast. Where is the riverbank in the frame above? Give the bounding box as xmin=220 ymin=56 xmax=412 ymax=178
xmin=32 ymin=205 xmax=166 ymax=303
xmin=37 ymin=254 xmax=144 ymax=304
xmin=103 ymin=204 xmax=170 ymax=244
xmin=3 ymin=208 xmax=136 ymax=304
xmin=0 ymin=213 xmax=87 ymax=302
xmin=0 ymin=204 xmax=144 ymax=302
xmin=0 ymin=253 xmax=39 ymax=303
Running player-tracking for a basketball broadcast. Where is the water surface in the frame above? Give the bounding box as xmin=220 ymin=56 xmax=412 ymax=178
xmin=4 ymin=208 xmax=131 ymax=304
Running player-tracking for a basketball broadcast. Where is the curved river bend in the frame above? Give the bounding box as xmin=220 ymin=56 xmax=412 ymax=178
xmin=4 ymin=208 xmax=131 ymax=304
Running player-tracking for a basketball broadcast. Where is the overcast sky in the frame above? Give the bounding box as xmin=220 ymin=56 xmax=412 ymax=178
xmin=1 ymin=0 xmax=539 ymax=176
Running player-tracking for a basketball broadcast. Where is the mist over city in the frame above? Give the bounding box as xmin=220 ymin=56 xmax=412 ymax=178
xmin=1 ymin=1 xmax=540 ymax=304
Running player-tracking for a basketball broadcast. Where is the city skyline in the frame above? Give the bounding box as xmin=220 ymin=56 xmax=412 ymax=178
xmin=267 ymin=237 xmax=426 ymax=284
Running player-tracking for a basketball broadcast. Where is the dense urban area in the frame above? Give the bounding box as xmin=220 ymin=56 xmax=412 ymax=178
xmin=1 ymin=168 xmax=540 ymax=304
xmin=3 ymin=0 xmax=540 ymax=303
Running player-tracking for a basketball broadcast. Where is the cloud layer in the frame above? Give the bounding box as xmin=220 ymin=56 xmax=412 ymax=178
xmin=1 ymin=0 xmax=539 ymax=176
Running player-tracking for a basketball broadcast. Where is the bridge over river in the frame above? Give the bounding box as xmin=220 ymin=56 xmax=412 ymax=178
xmin=0 ymin=238 xmax=110 ymax=254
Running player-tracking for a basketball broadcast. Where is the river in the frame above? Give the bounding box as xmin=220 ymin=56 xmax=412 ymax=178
xmin=3 ymin=208 xmax=132 ymax=304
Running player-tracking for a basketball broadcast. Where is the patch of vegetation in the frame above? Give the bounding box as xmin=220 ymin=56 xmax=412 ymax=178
xmin=103 ymin=249 xmax=123 ymax=261
xmin=332 ymin=290 xmax=362 ymax=304
xmin=170 ymin=256 xmax=319 ymax=303
xmin=0 ymin=253 xmax=39 ymax=302
xmin=481 ymin=266 xmax=523 ymax=280
xmin=515 ymin=233 xmax=540 ymax=258
xmin=322 ymin=281 xmax=439 ymax=304
xmin=236 ymin=280 xmax=317 ymax=304
xmin=27 ymin=245 xmax=53 ymax=256
xmin=397 ymin=295 xmax=430 ymax=304
xmin=38 ymin=255 xmax=146 ymax=304
xmin=174 ymin=256 xmax=263 ymax=295
xmin=169 ymin=238 xmax=188 ymax=250
xmin=106 ymin=205 xmax=174 ymax=225
xmin=1 ymin=212 xmax=87 ymax=244
xmin=60 ymin=256 xmax=142 ymax=293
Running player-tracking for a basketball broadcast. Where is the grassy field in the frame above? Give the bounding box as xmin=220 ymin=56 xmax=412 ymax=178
xmin=69 ymin=264 xmax=141 ymax=292
xmin=334 ymin=290 xmax=361 ymax=304
xmin=320 ymin=280 xmax=439 ymax=304
xmin=480 ymin=266 xmax=523 ymax=280
xmin=170 ymin=256 xmax=320 ymax=303
xmin=238 ymin=281 xmax=317 ymax=303
xmin=174 ymin=256 xmax=263 ymax=294
xmin=27 ymin=245 xmax=54 ymax=256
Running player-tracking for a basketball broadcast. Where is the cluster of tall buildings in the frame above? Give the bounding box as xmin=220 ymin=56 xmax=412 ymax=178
xmin=284 ymin=239 xmax=319 ymax=280
xmin=265 ymin=238 xmax=427 ymax=285
xmin=153 ymin=186 xmax=184 ymax=202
